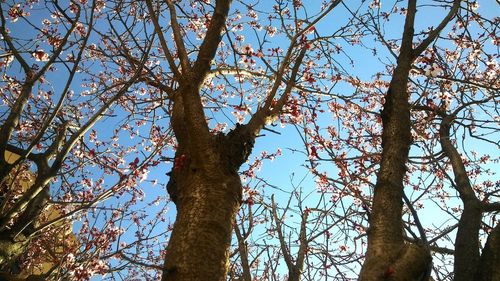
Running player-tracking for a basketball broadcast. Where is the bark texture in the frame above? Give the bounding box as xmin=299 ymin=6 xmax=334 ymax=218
xmin=359 ymin=1 xmax=460 ymax=279
xmin=163 ymin=158 xmax=243 ymax=280
xmin=151 ymin=1 xmax=273 ymax=279
xmin=161 ymin=82 xmax=259 ymax=281
xmin=359 ymin=1 xmax=431 ymax=279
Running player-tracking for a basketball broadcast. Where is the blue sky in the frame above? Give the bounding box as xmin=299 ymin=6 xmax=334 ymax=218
xmin=3 ymin=0 xmax=498 ymax=279
xmin=101 ymin=0 xmax=498 ymax=278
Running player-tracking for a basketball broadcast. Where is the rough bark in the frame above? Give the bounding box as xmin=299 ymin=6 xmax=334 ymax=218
xmin=162 ymin=90 xmax=255 ymax=281
xmin=163 ymin=82 xmax=265 ymax=281
xmin=0 ymin=153 xmax=49 ymax=271
xmin=162 ymin=156 xmax=243 ymax=280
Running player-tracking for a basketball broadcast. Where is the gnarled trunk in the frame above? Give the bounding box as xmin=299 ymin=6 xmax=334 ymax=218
xmin=162 ymin=85 xmax=255 ymax=280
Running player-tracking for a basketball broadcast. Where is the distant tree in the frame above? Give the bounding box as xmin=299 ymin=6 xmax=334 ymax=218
xmin=229 ymin=179 xmax=363 ymax=281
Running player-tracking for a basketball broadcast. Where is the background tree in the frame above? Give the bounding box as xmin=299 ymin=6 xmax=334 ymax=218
xmin=358 ymin=0 xmax=461 ymax=279
xmin=296 ymin=0 xmax=499 ymax=280
xmin=0 ymin=1 xmax=172 ymax=279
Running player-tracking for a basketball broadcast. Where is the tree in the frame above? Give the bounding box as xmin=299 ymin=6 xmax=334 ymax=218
xmin=0 ymin=1 xmax=170 ymax=279
xmin=295 ymin=0 xmax=499 ymax=280
xmin=1 ymin=0 xmax=498 ymax=280
xmin=358 ymin=1 xmax=461 ymax=279
xmin=109 ymin=0 xmax=345 ymax=279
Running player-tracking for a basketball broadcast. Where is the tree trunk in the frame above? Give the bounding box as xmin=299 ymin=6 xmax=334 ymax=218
xmin=359 ymin=1 xmax=433 ymax=279
xmin=162 ymin=118 xmax=254 ymax=281
xmin=162 ymin=163 xmax=242 ymax=281
xmin=358 ymin=65 xmax=431 ymax=280
xmin=453 ymin=203 xmax=481 ymax=281
xmin=475 ymin=223 xmax=500 ymax=281
xmin=439 ymin=116 xmax=482 ymax=281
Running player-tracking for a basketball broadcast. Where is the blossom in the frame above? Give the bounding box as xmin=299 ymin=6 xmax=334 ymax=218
xmin=0 ymin=55 xmax=14 ymax=68
xmin=424 ymin=63 xmax=443 ymax=77
xmin=247 ymin=9 xmax=258 ymax=20
xmin=8 ymin=4 xmax=28 ymax=22
xmin=32 ymin=50 xmax=49 ymax=62
xmin=468 ymin=1 xmax=479 ymax=10
xmin=95 ymin=0 xmax=106 ymax=12
xmin=369 ymin=0 xmax=381 ymax=9
xmin=241 ymin=44 xmax=254 ymax=55
xmin=266 ymin=26 xmax=277 ymax=37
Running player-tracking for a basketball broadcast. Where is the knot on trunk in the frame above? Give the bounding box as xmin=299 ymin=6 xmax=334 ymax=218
xmin=389 ymin=243 xmax=431 ymax=281
xmin=360 ymin=243 xmax=431 ymax=281
xmin=166 ymin=152 xmax=191 ymax=204
xmin=218 ymin=124 xmax=255 ymax=172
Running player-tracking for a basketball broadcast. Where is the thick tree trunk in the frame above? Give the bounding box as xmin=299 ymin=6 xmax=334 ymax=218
xmin=453 ymin=203 xmax=481 ymax=281
xmin=162 ymin=164 xmax=242 ymax=281
xmin=359 ymin=65 xmax=431 ymax=280
xmin=162 ymin=119 xmax=254 ymax=281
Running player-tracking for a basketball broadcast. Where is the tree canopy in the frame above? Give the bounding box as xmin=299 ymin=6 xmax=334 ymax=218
xmin=0 ymin=0 xmax=498 ymax=280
